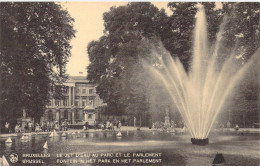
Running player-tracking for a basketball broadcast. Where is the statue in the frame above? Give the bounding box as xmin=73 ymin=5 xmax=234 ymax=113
xmin=164 ymin=107 xmax=170 ymax=129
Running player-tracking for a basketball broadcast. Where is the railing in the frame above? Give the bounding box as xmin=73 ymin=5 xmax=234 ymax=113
xmin=46 ymin=105 xmax=73 ymax=109
xmin=46 ymin=105 xmax=98 ymax=109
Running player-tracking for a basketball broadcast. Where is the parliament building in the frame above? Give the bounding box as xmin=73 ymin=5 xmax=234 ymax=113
xmin=41 ymin=76 xmax=106 ymax=125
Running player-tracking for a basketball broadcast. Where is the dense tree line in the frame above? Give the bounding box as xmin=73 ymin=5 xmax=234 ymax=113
xmin=0 ymin=2 xmax=75 ymax=130
xmin=87 ymin=2 xmax=259 ymax=126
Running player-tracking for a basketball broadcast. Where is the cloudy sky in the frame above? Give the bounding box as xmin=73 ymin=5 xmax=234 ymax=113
xmin=61 ymin=2 xmax=171 ymax=76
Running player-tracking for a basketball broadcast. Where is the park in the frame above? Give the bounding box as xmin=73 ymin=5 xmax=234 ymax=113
xmin=0 ymin=2 xmax=259 ymax=166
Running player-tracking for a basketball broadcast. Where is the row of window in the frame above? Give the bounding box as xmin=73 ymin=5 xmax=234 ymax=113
xmin=76 ymin=88 xmax=93 ymax=94
xmin=49 ymin=99 xmax=94 ymax=107
xmin=47 ymin=110 xmax=84 ymax=120
xmin=74 ymin=100 xmax=94 ymax=107
xmin=62 ymin=88 xmax=94 ymax=95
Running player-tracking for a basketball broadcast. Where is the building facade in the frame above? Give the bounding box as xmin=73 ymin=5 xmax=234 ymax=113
xmin=41 ymin=76 xmax=106 ymax=125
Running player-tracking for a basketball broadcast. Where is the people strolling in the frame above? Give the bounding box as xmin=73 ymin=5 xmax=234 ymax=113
xmin=5 ymin=122 xmax=10 ymax=133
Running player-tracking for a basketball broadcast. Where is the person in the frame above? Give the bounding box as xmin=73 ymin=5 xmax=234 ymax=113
xmin=46 ymin=121 xmax=50 ymax=132
xmin=61 ymin=121 xmax=65 ymax=131
xmin=93 ymin=120 xmax=96 ymax=130
xmin=118 ymin=121 xmax=122 ymax=130
xmin=32 ymin=122 xmax=35 ymax=132
xmin=50 ymin=121 xmax=54 ymax=131
xmin=103 ymin=121 xmax=106 ymax=130
xmin=171 ymin=120 xmax=175 ymax=129
xmin=35 ymin=123 xmax=41 ymax=132
xmin=5 ymin=122 xmax=10 ymax=133
xmin=101 ymin=123 xmax=104 ymax=130
xmin=152 ymin=123 xmax=155 ymax=129
xmin=109 ymin=121 xmax=113 ymax=130
xmin=42 ymin=121 xmax=47 ymax=132
xmin=106 ymin=120 xmax=110 ymax=130
xmin=85 ymin=121 xmax=89 ymax=130
xmin=15 ymin=123 xmax=20 ymax=133
xmin=54 ymin=121 xmax=60 ymax=131
xmin=234 ymin=124 xmax=239 ymax=131
xmin=24 ymin=122 xmax=28 ymax=133
xmin=64 ymin=120 xmax=68 ymax=131
xmin=28 ymin=121 xmax=33 ymax=133
xmin=154 ymin=122 xmax=158 ymax=129
xmin=227 ymin=121 xmax=231 ymax=128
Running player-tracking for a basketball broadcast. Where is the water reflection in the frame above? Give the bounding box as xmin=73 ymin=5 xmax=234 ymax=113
xmin=0 ymin=131 xmax=259 ymax=166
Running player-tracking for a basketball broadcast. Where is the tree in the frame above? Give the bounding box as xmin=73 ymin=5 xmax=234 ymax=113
xmin=0 ymin=2 xmax=75 ymax=129
xmin=166 ymin=2 xmax=259 ymax=127
xmin=215 ymin=3 xmax=260 ymax=127
xmin=166 ymin=2 xmax=259 ymax=66
xmin=221 ymin=2 xmax=260 ymax=63
xmin=167 ymin=2 xmax=223 ymax=70
xmin=87 ymin=2 xmax=169 ymax=118
xmin=218 ymin=54 xmax=259 ymax=127
xmin=87 ymin=2 xmax=259 ymax=126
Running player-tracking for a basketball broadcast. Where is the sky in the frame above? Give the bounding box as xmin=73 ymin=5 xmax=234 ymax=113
xmin=61 ymin=2 xmax=171 ymax=76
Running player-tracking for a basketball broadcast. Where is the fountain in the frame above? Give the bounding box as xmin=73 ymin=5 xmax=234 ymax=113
xmin=149 ymin=5 xmax=255 ymax=145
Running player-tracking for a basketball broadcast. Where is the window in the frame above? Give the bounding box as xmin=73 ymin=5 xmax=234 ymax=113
xmin=88 ymin=114 xmax=93 ymax=119
xmin=82 ymin=101 xmax=86 ymax=107
xmin=88 ymin=100 xmax=94 ymax=106
xmin=89 ymin=89 xmax=93 ymax=94
xmin=75 ymin=101 xmax=79 ymax=106
xmin=64 ymin=88 xmax=69 ymax=94
xmin=82 ymin=89 xmax=86 ymax=94
xmin=55 ymin=100 xmax=60 ymax=106
xmin=48 ymin=110 xmax=53 ymax=121
xmin=63 ymin=98 xmax=69 ymax=106
xmin=76 ymin=110 xmax=80 ymax=119
xmin=76 ymin=88 xmax=80 ymax=94
xmin=89 ymin=97 xmax=95 ymax=105
xmin=64 ymin=110 xmax=68 ymax=119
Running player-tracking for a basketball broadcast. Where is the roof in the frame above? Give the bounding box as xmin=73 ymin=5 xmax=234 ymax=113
xmin=69 ymin=76 xmax=87 ymax=80
xmin=84 ymin=105 xmax=95 ymax=110
xmin=62 ymin=75 xmax=96 ymax=87
xmin=67 ymin=76 xmax=90 ymax=84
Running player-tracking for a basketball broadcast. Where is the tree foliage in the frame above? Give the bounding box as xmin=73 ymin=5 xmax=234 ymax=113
xmin=167 ymin=2 xmax=223 ymax=70
xmin=222 ymin=2 xmax=260 ymax=62
xmin=87 ymin=2 xmax=168 ymax=118
xmin=0 ymin=2 xmax=75 ymax=125
xmin=87 ymin=2 xmax=259 ymax=124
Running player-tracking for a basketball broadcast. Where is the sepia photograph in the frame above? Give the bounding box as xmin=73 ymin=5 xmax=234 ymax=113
xmin=0 ymin=1 xmax=259 ymax=166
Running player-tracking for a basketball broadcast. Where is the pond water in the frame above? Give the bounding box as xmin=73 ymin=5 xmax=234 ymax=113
xmin=0 ymin=130 xmax=259 ymax=166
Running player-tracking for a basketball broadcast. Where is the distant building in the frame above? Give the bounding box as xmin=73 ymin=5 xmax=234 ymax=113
xmin=41 ymin=76 xmax=106 ymax=125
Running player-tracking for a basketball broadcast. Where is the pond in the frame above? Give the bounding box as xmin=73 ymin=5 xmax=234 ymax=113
xmin=0 ymin=130 xmax=259 ymax=166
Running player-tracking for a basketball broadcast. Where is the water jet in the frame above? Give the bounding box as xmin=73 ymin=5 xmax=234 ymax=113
xmin=149 ymin=5 xmax=254 ymax=145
